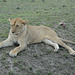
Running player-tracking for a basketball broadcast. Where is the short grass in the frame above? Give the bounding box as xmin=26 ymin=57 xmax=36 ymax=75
xmin=0 ymin=0 xmax=75 ymax=75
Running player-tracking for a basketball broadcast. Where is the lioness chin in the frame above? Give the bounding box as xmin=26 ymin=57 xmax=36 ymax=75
xmin=0 ymin=17 xmax=75 ymax=57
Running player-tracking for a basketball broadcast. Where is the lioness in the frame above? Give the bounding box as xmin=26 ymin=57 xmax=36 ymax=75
xmin=0 ymin=17 xmax=75 ymax=57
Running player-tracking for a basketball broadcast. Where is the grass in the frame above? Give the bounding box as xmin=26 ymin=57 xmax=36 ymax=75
xmin=8 ymin=70 xmax=15 ymax=75
xmin=36 ymin=69 xmax=42 ymax=75
xmin=1 ymin=56 xmax=6 ymax=60
xmin=0 ymin=0 xmax=75 ymax=40
xmin=0 ymin=0 xmax=75 ymax=75
xmin=33 ymin=53 xmax=38 ymax=57
xmin=46 ymin=49 xmax=52 ymax=54
xmin=29 ymin=66 xmax=33 ymax=70
xmin=0 ymin=0 xmax=75 ymax=25
xmin=63 ymin=53 xmax=68 ymax=58
xmin=48 ymin=72 xmax=52 ymax=75
xmin=18 ymin=64 xmax=26 ymax=70
xmin=5 ymin=65 xmax=9 ymax=69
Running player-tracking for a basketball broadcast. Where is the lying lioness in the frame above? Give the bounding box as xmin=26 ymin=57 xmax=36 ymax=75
xmin=0 ymin=17 xmax=75 ymax=57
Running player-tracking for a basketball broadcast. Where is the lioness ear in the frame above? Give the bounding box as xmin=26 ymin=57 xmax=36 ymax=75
xmin=9 ymin=18 xmax=12 ymax=21
xmin=23 ymin=20 xmax=29 ymax=25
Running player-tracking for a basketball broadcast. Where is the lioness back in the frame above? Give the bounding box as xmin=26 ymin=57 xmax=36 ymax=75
xmin=27 ymin=25 xmax=58 ymax=44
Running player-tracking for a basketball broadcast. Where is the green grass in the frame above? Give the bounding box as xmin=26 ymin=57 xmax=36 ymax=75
xmin=8 ymin=70 xmax=15 ymax=75
xmin=46 ymin=49 xmax=52 ymax=54
xmin=0 ymin=0 xmax=74 ymax=40
xmin=0 ymin=0 xmax=75 ymax=75
xmin=5 ymin=65 xmax=9 ymax=69
xmin=0 ymin=0 xmax=75 ymax=24
xmin=29 ymin=66 xmax=33 ymax=70
xmin=48 ymin=71 xmax=53 ymax=75
xmin=33 ymin=53 xmax=38 ymax=57
xmin=0 ymin=0 xmax=75 ymax=40
xmin=63 ymin=53 xmax=68 ymax=58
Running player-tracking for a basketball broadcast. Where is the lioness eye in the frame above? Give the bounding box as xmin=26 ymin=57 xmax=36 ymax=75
xmin=16 ymin=25 xmax=19 ymax=27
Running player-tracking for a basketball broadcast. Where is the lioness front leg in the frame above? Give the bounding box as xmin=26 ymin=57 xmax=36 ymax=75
xmin=0 ymin=38 xmax=13 ymax=48
xmin=9 ymin=45 xmax=27 ymax=57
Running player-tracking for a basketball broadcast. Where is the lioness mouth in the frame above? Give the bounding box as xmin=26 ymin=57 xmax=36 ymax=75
xmin=12 ymin=33 xmax=18 ymax=36
xmin=15 ymin=34 xmax=18 ymax=35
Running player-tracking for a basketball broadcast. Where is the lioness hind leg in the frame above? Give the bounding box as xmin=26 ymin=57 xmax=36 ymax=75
xmin=43 ymin=39 xmax=59 ymax=52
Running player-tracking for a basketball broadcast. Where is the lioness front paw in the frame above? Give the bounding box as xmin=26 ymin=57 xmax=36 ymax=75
xmin=54 ymin=49 xmax=59 ymax=52
xmin=70 ymin=51 xmax=75 ymax=56
xmin=9 ymin=50 xmax=17 ymax=57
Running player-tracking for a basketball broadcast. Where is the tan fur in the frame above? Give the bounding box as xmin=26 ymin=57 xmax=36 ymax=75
xmin=0 ymin=17 xmax=75 ymax=57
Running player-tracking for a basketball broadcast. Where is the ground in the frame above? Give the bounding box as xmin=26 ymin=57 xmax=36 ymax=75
xmin=0 ymin=0 xmax=75 ymax=75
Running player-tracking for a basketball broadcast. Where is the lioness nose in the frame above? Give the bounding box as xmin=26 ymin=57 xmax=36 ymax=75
xmin=12 ymin=32 xmax=14 ymax=33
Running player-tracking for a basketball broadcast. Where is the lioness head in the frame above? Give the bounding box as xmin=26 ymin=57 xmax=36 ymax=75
xmin=9 ymin=17 xmax=28 ymax=36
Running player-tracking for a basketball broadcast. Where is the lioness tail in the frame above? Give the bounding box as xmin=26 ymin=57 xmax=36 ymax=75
xmin=60 ymin=38 xmax=75 ymax=44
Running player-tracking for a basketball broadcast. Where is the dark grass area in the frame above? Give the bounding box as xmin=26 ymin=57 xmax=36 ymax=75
xmin=0 ymin=0 xmax=75 ymax=75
